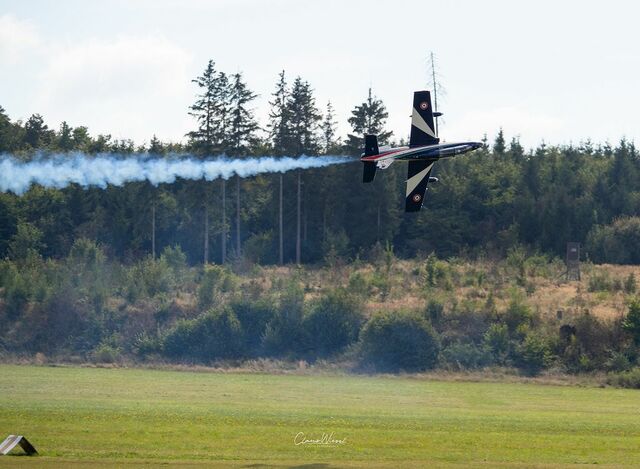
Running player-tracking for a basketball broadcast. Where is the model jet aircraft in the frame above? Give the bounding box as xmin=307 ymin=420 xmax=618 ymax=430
xmin=361 ymin=90 xmax=482 ymax=212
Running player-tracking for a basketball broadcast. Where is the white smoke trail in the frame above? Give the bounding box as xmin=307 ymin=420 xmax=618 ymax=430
xmin=0 ymin=153 xmax=352 ymax=195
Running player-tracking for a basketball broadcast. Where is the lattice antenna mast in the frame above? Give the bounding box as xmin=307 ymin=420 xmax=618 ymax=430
xmin=427 ymin=52 xmax=445 ymax=137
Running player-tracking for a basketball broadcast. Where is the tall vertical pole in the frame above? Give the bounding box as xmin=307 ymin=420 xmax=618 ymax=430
xmin=296 ymin=170 xmax=301 ymax=265
xmin=236 ymin=175 xmax=241 ymax=256
xmin=151 ymin=201 xmax=156 ymax=259
xmin=203 ymin=201 xmax=209 ymax=265
xmin=279 ymin=174 xmax=283 ymax=265
xmin=221 ymin=179 xmax=226 ymax=264
xmin=430 ymin=51 xmax=439 ymax=137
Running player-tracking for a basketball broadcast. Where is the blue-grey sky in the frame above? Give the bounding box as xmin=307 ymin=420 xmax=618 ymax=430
xmin=1 ymin=0 xmax=637 ymax=148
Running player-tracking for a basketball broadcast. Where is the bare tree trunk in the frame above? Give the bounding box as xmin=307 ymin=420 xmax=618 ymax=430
xmin=303 ymin=184 xmax=308 ymax=245
xmin=236 ymin=175 xmax=241 ymax=256
xmin=204 ymin=201 xmax=209 ymax=265
xmin=279 ymin=174 xmax=283 ymax=265
xmin=296 ymin=170 xmax=301 ymax=265
xmin=377 ymin=202 xmax=381 ymax=242
xmin=221 ymin=179 xmax=226 ymax=264
xmin=151 ymin=201 xmax=156 ymax=259
xmin=322 ymin=204 xmax=327 ymax=245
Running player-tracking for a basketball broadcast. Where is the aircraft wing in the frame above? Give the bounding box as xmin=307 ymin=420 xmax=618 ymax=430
xmin=405 ymin=159 xmax=436 ymax=212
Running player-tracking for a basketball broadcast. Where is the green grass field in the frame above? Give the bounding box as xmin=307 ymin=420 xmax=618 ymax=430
xmin=0 ymin=365 xmax=639 ymax=467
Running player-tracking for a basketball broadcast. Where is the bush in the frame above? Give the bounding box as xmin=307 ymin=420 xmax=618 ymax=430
xmin=303 ymin=289 xmax=364 ymax=357
xmin=162 ymin=307 xmax=243 ymax=362
xmin=516 ymin=333 xmax=553 ymax=375
xmin=607 ymin=368 xmax=640 ymax=389
xmin=360 ymin=310 xmax=440 ymax=372
xmin=132 ymin=332 xmax=163 ymax=358
xmin=588 ymin=270 xmax=613 ymax=292
xmin=161 ymin=245 xmax=187 ymax=278
xmin=229 ymin=298 xmax=276 ymax=356
xmin=503 ymin=295 xmax=533 ymax=334
xmin=262 ymin=284 xmax=304 ymax=356
xmin=92 ymin=342 xmax=121 ymax=363
xmin=439 ymin=342 xmax=493 ymax=370
xmin=242 ymin=231 xmax=274 ymax=264
xmin=624 ymin=273 xmax=637 ymax=294
xmin=197 ymin=265 xmax=236 ymax=309
xmin=483 ymin=323 xmax=511 ymax=364
xmin=623 ymin=299 xmax=640 ymax=345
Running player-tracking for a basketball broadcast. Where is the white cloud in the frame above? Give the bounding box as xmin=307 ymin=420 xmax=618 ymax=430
xmin=0 ymin=14 xmax=40 ymax=64
xmin=35 ymin=35 xmax=194 ymax=142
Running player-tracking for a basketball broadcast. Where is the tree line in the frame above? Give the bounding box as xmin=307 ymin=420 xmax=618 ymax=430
xmin=1 ymin=60 xmax=640 ymax=265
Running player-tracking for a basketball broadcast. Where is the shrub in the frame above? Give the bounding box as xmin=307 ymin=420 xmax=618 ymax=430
xmin=132 ymin=332 xmax=163 ymax=358
xmin=503 ymin=295 xmax=533 ymax=334
xmin=92 ymin=342 xmax=121 ymax=363
xmin=623 ymin=299 xmax=640 ymax=345
xmin=423 ymin=254 xmax=450 ymax=288
xmin=606 ymin=368 xmax=640 ymax=389
xmin=69 ymin=238 xmax=105 ymax=271
xmin=197 ymin=265 xmax=231 ymax=309
xmin=229 ymin=298 xmax=276 ymax=356
xmin=439 ymin=342 xmax=493 ymax=370
xmin=483 ymin=323 xmax=511 ymax=364
xmin=624 ymin=273 xmax=637 ymax=294
xmin=161 ymin=245 xmax=187 ymax=278
xmin=516 ymin=333 xmax=553 ymax=375
xmin=588 ymin=270 xmax=613 ymax=292
xmin=162 ymin=307 xmax=243 ymax=362
xmin=348 ymin=271 xmax=370 ymax=298
xmin=303 ymin=289 xmax=364 ymax=357
xmin=425 ymin=300 xmax=444 ymax=327
xmin=262 ymin=281 xmax=305 ymax=356
xmin=126 ymin=257 xmax=172 ymax=300
xmin=242 ymin=231 xmax=274 ymax=264
xmin=360 ymin=310 xmax=440 ymax=372
xmin=559 ymin=313 xmax=616 ymax=371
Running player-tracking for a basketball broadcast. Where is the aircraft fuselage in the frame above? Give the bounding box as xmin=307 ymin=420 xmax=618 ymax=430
xmin=361 ymin=141 xmax=482 ymax=168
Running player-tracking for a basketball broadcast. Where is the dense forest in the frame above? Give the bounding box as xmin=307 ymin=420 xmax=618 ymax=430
xmin=1 ymin=60 xmax=639 ymax=266
xmin=2 ymin=61 xmax=640 ymax=381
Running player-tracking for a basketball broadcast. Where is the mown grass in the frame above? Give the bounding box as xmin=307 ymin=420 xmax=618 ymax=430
xmin=0 ymin=365 xmax=639 ymax=467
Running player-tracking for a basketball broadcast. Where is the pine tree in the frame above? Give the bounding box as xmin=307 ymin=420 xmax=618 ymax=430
xmin=268 ymin=71 xmax=292 ymax=155
xmin=321 ymin=101 xmax=338 ymax=154
xmin=57 ymin=121 xmax=73 ymax=152
xmin=188 ymin=60 xmax=219 ymax=155
xmin=149 ymin=135 xmax=165 ymax=154
xmin=288 ymin=77 xmax=321 ymax=156
xmin=267 ymin=71 xmax=291 ymax=264
xmin=188 ymin=60 xmax=232 ymax=263
xmin=493 ymin=128 xmax=506 ymax=155
xmin=345 ymin=88 xmax=392 ymax=155
xmin=24 ymin=114 xmax=53 ymax=149
xmin=228 ymin=72 xmax=259 ymax=256
xmin=0 ymin=106 xmax=18 ymax=152
xmin=288 ymin=77 xmax=321 ymax=264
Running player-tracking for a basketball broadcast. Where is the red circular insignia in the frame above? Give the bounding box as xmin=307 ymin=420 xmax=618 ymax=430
xmin=412 ymin=194 xmax=422 ymax=202
xmin=419 ymin=101 xmax=428 ymax=110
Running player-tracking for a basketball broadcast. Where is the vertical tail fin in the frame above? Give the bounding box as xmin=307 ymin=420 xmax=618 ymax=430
xmin=362 ymin=134 xmax=379 ymax=183
xmin=409 ymin=91 xmax=439 ymax=147
xmin=362 ymin=162 xmax=376 ymax=183
xmin=364 ymin=134 xmax=379 ymax=156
